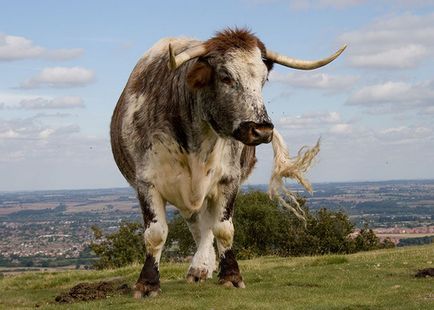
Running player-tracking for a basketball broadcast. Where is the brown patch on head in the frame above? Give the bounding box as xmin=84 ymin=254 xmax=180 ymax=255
xmin=187 ymin=61 xmax=213 ymax=89
xmin=204 ymin=28 xmax=274 ymax=72
xmin=205 ymin=28 xmax=259 ymax=53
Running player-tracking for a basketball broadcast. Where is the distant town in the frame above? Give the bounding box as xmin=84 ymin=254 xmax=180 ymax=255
xmin=0 ymin=180 xmax=433 ymax=269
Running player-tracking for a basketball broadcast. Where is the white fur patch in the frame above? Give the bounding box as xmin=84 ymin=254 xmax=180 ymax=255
xmin=213 ymin=219 xmax=234 ymax=254
xmin=224 ymin=48 xmax=268 ymax=131
xmin=138 ymin=134 xmax=233 ymax=214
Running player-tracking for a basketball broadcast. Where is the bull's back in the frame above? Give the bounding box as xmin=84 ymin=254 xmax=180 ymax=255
xmin=110 ymin=89 xmax=137 ymax=186
xmin=110 ymin=37 xmax=200 ymax=187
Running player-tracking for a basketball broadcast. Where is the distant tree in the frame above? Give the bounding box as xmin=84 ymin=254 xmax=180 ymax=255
xmin=90 ymin=222 xmax=145 ymax=269
xmin=166 ymin=214 xmax=195 ymax=258
xmin=353 ymin=224 xmax=396 ymax=251
xmin=24 ymin=260 xmax=34 ymax=268
xmin=398 ymin=236 xmax=434 ymax=247
xmin=54 ymin=203 xmax=67 ymax=212
xmin=166 ymin=191 xmax=387 ymax=259
xmin=79 ymin=245 xmax=95 ymax=258
xmin=91 ymin=191 xmax=394 ymax=267
xmin=354 ymin=225 xmax=380 ymax=251
xmin=380 ymin=238 xmax=396 ymax=249
xmin=308 ymin=208 xmax=355 ymax=254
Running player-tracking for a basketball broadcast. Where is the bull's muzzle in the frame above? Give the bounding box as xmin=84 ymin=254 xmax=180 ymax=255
xmin=233 ymin=121 xmax=274 ymax=146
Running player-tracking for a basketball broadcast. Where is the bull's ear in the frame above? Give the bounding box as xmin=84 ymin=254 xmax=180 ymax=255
xmin=187 ymin=60 xmax=213 ymax=90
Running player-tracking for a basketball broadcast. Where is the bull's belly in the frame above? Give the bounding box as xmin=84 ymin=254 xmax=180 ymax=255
xmin=153 ymin=163 xmax=222 ymax=212
xmin=138 ymin=135 xmax=229 ymax=213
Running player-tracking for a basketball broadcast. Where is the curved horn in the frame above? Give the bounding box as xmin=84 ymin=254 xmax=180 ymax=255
xmin=168 ymin=43 xmax=207 ymax=70
xmin=266 ymin=45 xmax=347 ymax=70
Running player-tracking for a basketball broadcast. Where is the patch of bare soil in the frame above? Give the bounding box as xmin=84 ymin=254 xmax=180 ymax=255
xmin=415 ymin=268 xmax=434 ymax=278
xmin=55 ymin=280 xmax=131 ymax=303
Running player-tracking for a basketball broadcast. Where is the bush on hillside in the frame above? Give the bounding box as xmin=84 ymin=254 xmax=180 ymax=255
xmin=90 ymin=222 xmax=145 ymax=269
xmin=91 ymin=191 xmax=394 ymax=268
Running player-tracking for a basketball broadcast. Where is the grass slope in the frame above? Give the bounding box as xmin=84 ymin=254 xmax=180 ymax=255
xmin=1 ymin=244 xmax=433 ymax=309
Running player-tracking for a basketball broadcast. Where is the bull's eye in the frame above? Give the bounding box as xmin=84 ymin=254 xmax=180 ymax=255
xmin=220 ymin=76 xmax=233 ymax=85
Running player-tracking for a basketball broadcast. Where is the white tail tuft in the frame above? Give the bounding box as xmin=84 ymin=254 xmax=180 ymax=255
xmin=268 ymin=129 xmax=320 ymax=224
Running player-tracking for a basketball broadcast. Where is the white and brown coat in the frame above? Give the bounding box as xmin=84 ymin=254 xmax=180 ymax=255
xmin=110 ymin=28 xmax=344 ymax=297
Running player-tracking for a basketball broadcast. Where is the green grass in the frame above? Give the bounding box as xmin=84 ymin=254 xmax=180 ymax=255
xmin=1 ymin=244 xmax=433 ymax=309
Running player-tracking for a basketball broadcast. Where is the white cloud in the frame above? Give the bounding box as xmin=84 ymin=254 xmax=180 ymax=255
xmin=0 ymin=33 xmax=83 ymax=61
xmin=0 ymin=117 xmax=80 ymax=142
xmin=376 ymin=126 xmax=433 ymax=144
xmin=277 ymin=111 xmax=353 ymax=135
xmin=0 ymin=129 xmax=19 ymax=139
xmin=0 ymin=93 xmax=85 ymax=110
xmin=18 ymin=96 xmax=84 ymax=109
xmin=339 ymin=13 xmax=434 ymax=69
xmin=329 ymin=123 xmax=352 ymax=134
xmin=0 ymin=34 xmax=44 ymax=60
xmin=0 ymin=116 xmax=120 ymax=190
xmin=347 ymin=80 xmax=434 ymax=114
xmin=20 ymin=67 xmax=95 ymax=88
xmin=270 ymin=71 xmax=358 ymax=91
xmin=348 ymin=44 xmax=428 ymax=69
xmin=290 ymin=0 xmax=365 ymax=10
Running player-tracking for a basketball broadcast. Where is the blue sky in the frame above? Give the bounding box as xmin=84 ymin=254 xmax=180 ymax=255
xmin=1 ymin=0 xmax=434 ymax=191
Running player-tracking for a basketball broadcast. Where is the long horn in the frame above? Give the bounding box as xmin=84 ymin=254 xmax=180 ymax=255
xmin=168 ymin=43 xmax=207 ymax=70
xmin=266 ymin=45 xmax=347 ymax=70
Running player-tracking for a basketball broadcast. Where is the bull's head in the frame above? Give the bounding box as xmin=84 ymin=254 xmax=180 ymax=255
xmin=168 ymin=29 xmax=346 ymax=146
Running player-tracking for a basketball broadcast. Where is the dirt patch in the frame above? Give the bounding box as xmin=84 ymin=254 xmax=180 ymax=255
xmin=55 ymin=280 xmax=131 ymax=303
xmin=415 ymin=268 xmax=434 ymax=278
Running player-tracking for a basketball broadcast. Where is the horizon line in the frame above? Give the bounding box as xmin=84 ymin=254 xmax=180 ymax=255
xmin=1 ymin=178 xmax=434 ymax=194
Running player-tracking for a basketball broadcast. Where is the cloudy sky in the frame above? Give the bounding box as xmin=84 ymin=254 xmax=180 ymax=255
xmin=1 ymin=1 xmax=434 ymax=191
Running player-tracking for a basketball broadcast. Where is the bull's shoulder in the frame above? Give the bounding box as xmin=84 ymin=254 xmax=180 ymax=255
xmin=124 ymin=37 xmax=201 ymax=97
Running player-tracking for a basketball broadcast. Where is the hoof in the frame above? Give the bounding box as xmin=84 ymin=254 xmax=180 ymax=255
xmin=221 ymin=280 xmax=234 ymax=288
xmin=186 ymin=267 xmax=208 ymax=283
xmin=133 ymin=282 xmax=160 ymax=298
xmin=237 ymin=281 xmax=246 ymax=289
xmin=218 ymin=275 xmax=246 ymax=288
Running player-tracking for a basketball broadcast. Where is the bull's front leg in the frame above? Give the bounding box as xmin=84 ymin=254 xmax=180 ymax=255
xmin=211 ymin=184 xmax=245 ymax=288
xmin=134 ymin=183 xmax=168 ymax=298
xmin=183 ymin=207 xmax=217 ymax=283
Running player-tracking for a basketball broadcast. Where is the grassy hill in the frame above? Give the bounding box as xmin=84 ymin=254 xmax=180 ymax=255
xmin=1 ymin=244 xmax=433 ymax=309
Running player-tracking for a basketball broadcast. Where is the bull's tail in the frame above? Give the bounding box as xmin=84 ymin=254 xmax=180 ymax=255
xmin=269 ymin=129 xmax=320 ymax=224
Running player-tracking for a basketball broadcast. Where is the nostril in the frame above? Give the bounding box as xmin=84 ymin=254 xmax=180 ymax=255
xmin=251 ymin=127 xmax=261 ymax=138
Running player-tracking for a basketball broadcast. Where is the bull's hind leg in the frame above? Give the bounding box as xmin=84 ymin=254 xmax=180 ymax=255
xmin=183 ymin=206 xmax=216 ymax=283
xmin=211 ymin=186 xmax=245 ymax=288
xmin=134 ymin=183 xmax=168 ymax=298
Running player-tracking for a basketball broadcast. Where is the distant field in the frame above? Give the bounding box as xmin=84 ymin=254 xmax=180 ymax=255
xmin=0 ymin=203 xmax=59 ymax=215
xmin=377 ymin=233 xmax=434 ymax=239
xmin=65 ymin=201 xmax=136 ymax=213
xmin=1 ymin=244 xmax=433 ymax=309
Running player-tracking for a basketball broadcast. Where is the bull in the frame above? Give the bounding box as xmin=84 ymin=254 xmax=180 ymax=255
xmin=110 ymin=28 xmax=345 ymax=297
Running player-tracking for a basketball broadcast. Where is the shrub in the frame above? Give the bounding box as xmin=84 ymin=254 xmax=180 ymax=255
xmin=90 ymin=191 xmax=394 ymax=268
xmin=90 ymin=222 xmax=145 ymax=269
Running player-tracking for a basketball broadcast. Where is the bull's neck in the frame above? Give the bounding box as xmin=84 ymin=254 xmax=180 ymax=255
xmin=186 ymin=100 xmax=222 ymax=158
xmin=173 ymin=79 xmax=217 ymax=156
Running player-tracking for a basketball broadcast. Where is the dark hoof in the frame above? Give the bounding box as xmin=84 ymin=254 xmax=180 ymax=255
xmin=186 ymin=267 xmax=208 ymax=283
xmin=218 ymin=249 xmax=245 ymax=288
xmin=218 ymin=275 xmax=246 ymax=288
xmin=133 ymin=282 xmax=160 ymax=298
